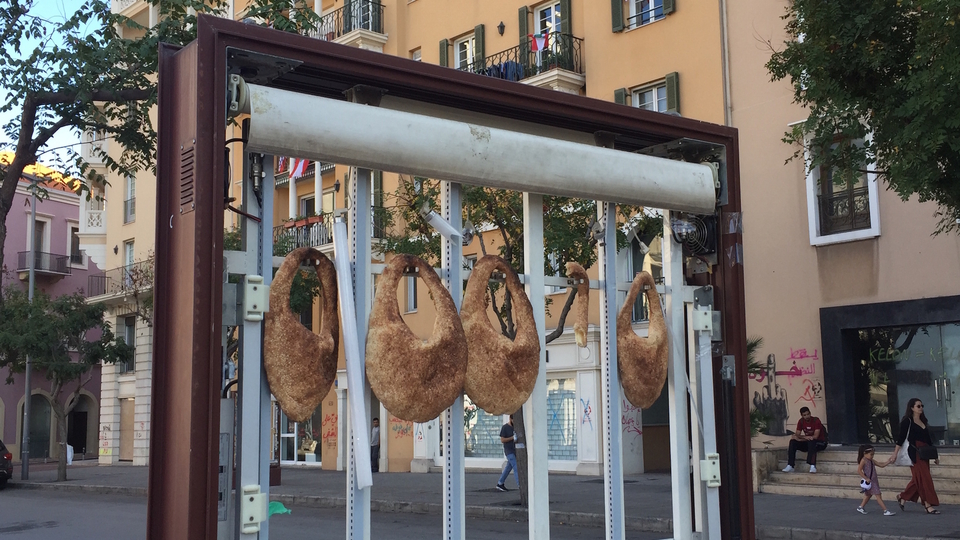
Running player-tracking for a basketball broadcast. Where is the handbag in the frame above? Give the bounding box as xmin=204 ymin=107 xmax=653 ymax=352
xmin=859 ymin=479 xmax=872 ymax=492
xmin=917 ymin=445 xmax=938 ymax=461
xmin=893 ymin=422 xmax=913 ymax=466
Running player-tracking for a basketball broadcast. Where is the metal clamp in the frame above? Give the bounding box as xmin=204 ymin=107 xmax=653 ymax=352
xmin=240 ymin=484 xmax=267 ymax=534
xmin=700 ymin=453 xmax=721 ymax=488
xmin=242 ymin=275 xmax=269 ymax=322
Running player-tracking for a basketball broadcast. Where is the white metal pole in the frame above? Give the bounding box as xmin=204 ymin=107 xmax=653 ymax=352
xmin=441 ymin=181 xmax=465 ymax=540
xmin=21 ymin=187 xmax=37 ymax=480
xmin=696 ymin=325 xmax=722 ymax=538
xmin=598 ymin=201 xmax=625 ymax=540
xmin=521 ymin=192 xmax=550 ymax=540
xmin=688 ymin=304 xmax=705 ymax=533
xmin=663 ymin=211 xmax=694 ymax=539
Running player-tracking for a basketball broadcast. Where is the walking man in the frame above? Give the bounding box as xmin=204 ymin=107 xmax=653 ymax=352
xmin=782 ymin=406 xmax=827 ymax=473
xmin=496 ymin=415 xmax=518 ymax=491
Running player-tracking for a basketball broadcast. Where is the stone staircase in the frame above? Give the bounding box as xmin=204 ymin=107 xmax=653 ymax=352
xmin=758 ymin=448 xmax=960 ymax=504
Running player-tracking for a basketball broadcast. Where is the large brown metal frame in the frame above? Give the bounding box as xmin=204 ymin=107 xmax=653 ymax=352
xmin=151 ymin=14 xmax=751 ymax=540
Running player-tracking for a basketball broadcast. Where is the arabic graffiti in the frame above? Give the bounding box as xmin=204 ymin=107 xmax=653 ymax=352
xmin=391 ymin=416 xmax=413 ymax=439
xmin=621 ymin=398 xmax=642 ymax=440
xmin=581 ymin=398 xmax=593 ymax=431
xmin=321 ymin=412 xmax=338 ymax=448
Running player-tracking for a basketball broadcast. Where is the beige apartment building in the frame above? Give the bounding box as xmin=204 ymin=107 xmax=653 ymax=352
xmin=87 ymin=0 xmax=960 ymax=472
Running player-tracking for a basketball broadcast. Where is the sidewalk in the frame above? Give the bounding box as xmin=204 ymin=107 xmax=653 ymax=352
xmin=6 ymin=461 xmax=957 ymax=539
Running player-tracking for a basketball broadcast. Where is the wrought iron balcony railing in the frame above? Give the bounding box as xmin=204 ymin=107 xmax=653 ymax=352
xmin=305 ymin=0 xmax=384 ymax=42
xmin=87 ymin=259 xmax=155 ymax=298
xmin=818 ymin=185 xmax=872 ymax=235
xmin=17 ymin=251 xmax=71 ymax=276
xmin=458 ymin=34 xmax=584 ymax=83
xmin=273 ymin=208 xmax=386 ymax=256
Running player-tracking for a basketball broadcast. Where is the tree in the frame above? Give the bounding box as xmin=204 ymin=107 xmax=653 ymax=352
xmin=381 ymin=176 xmax=660 ymax=506
xmin=0 ymin=285 xmax=133 ymax=481
xmin=766 ymin=0 xmax=960 ymax=234
xmin=0 ymin=0 xmax=323 ymax=311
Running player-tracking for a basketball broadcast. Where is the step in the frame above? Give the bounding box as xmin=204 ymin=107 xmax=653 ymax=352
xmin=759 ymin=482 xmax=960 ymax=505
xmin=767 ymin=471 xmax=960 ymax=493
xmin=775 ymin=460 xmax=960 ymax=479
xmin=785 ymin=449 xmax=960 ymax=467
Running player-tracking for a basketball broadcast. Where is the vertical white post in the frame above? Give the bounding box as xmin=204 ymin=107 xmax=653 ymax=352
xmin=598 ymin=201 xmax=625 ymax=540
xmin=688 ymin=305 xmax=705 ymax=533
xmin=441 ymin=181 xmax=465 ymax=540
xmin=663 ymin=211 xmax=693 ymax=539
xmin=521 ymin=192 xmax=550 ymax=540
xmin=345 ymin=167 xmax=373 ymax=540
xmin=314 ymin=167 xmax=323 ymax=215
xmin=697 ymin=326 xmax=722 ymax=538
xmin=288 ymin=170 xmax=297 ymax=220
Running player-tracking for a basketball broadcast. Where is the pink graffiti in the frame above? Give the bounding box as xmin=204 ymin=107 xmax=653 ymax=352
xmin=621 ymin=398 xmax=642 ymax=439
xmin=789 ymin=348 xmax=819 ymax=361
xmin=390 ymin=416 xmax=413 ymax=439
xmin=793 ymin=379 xmax=823 ymax=406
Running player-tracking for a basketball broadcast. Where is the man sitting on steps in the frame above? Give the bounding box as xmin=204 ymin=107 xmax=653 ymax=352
xmin=782 ymin=406 xmax=827 ymax=474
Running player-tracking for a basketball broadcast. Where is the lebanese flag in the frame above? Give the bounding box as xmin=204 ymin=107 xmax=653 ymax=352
xmin=528 ymin=32 xmax=550 ymax=52
xmin=289 ymin=158 xmax=310 ymax=179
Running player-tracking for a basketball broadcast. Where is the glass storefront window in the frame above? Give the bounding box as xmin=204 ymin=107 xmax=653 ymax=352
xmin=464 ymin=396 xmax=505 ymax=458
xmin=547 ymin=378 xmax=577 ymax=460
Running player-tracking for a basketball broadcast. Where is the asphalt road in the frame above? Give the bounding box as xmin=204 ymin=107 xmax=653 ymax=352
xmin=0 ymin=490 xmax=667 ymax=539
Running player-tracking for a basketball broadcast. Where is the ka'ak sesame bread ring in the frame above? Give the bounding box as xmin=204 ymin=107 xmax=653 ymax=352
xmin=264 ymin=247 xmax=339 ymax=422
xmin=462 ymin=255 xmax=541 ymax=415
xmin=565 ymin=261 xmax=589 ymax=348
xmin=617 ymin=271 xmax=669 ymax=409
xmin=366 ymin=254 xmax=468 ymax=423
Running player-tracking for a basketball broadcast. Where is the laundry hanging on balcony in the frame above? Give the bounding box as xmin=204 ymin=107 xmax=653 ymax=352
xmin=528 ymin=31 xmax=550 ymax=51
xmin=289 ymin=157 xmax=310 ymax=179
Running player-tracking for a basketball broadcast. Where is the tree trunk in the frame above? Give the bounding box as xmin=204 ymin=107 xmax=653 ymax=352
xmin=513 ymin=406 xmax=529 ymax=507
xmin=52 ymin=397 xmax=68 ymax=482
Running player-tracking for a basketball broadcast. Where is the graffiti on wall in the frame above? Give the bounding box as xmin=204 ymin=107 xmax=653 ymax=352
xmin=621 ymin=399 xmax=643 ymax=440
xmin=391 ymin=416 xmax=413 ymax=439
xmin=751 ymin=349 xmax=826 ymax=437
xmin=321 ymin=413 xmax=338 ymax=450
xmin=580 ymin=398 xmax=593 ymax=431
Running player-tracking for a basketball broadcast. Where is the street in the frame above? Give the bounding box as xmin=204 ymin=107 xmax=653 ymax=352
xmin=0 ymin=490 xmax=667 ymax=539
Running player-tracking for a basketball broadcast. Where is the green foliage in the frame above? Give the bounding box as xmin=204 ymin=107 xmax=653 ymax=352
xmin=746 ymin=335 xmax=770 ymax=436
xmin=289 ymin=269 xmax=322 ymax=315
xmin=767 ymin=0 xmax=960 ymax=234
xmin=224 ymin=226 xmax=242 ymax=251
xmin=0 ymin=285 xmax=133 ymax=382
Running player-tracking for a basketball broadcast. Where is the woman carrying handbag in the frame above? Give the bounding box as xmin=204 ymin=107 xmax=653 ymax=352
xmin=886 ymin=398 xmax=941 ymax=514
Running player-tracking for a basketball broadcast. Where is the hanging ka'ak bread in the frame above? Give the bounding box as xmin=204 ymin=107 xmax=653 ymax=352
xmin=366 ymin=254 xmax=467 ymax=423
xmin=565 ymin=261 xmax=589 ymax=348
xmin=462 ymin=255 xmax=540 ymax=415
xmin=617 ymin=271 xmax=669 ymax=409
xmin=264 ymin=247 xmax=339 ymax=422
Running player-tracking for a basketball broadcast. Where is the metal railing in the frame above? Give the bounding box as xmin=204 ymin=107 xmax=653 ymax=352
xmin=273 ymin=208 xmax=386 ymax=256
xmin=627 ymin=3 xmax=666 ymax=28
xmin=458 ymin=34 xmax=584 ymax=82
xmin=123 ymin=197 xmax=136 ymax=223
xmin=275 ymin=162 xmax=337 ymax=188
xmin=305 ymin=0 xmax=384 ymax=42
xmin=818 ymin=185 xmax=872 ymax=235
xmin=17 ymin=251 xmax=71 ymax=275
xmin=86 ymin=259 xmax=155 ymax=298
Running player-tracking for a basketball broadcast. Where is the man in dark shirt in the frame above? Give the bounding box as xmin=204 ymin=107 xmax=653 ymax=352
xmin=496 ymin=415 xmax=518 ymax=492
xmin=782 ymin=406 xmax=827 ymax=473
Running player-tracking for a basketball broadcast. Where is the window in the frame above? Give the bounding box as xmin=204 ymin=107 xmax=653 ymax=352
xmin=124 ymin=176 xmax=136 ymax=224
xmin=300 ymin=195 xmax=316 ymax=217
xmin=633 ymin=84 xmax=667 ymax=113
xmin=455 ymin=35 xmax=475 ymax=70
xmin=804 ymin=137 xmax=881 ymax=245
xmin=545 ymin=252 xmax=564 ymax=294
xmin=321 ymin=190 xmax=335 ymax=214
xmin=69 ymin=224 xmax=83 ymax=266
xmin=629 ymin=0 xmax=665 ymax=28
xmin=411 ymin=48 xmax=421 ymax=62
xmin=546 ymin=378 xmax=577 ymax=460
xmin=405 ymin=274 xmax=418 ymax=313
xmin=120 ymin=316 xmax=136 ymax=374
xmin=31 ymin=219 xmax=47 ymax=254
xmin=537 ymin=2 xmax=562 ymax=34
xmin=123 ymin=240 xmax=135 ymax=287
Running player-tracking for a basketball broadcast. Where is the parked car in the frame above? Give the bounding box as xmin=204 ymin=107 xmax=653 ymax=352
xmin=0 ymin=439 xmax=12 ymax=489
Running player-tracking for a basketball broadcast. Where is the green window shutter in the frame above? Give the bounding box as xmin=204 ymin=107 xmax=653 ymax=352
xmin=614 ymin=88 xmax=628 ymax=105
xmin=372 ymin=0 xmax=382 ymax=33
xmin=663 ymin=0 xmax=676 ymax=15
xmin=611 ymin=0 xmax=624 ymax=32
xmin=560 ymin=0 xmax=571 ymax=34
xmin=665 ymin=71 xmax=680 ymax=113
xmin=474 ymin=24 xmax=485 ymax=67
xmin=519 ymin=6 xmax=530 ymax=65
xmin=373 ymin=171 xmax=384 ymax=207
xmin=344 ymin=0 xmax=353 ymax=31
xmin=439 ymin=38 xmax=449 ymax=67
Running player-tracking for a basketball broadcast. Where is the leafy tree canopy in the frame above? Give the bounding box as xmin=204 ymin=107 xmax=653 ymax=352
xmin=767 ymin=0 xmax=960 ymax=234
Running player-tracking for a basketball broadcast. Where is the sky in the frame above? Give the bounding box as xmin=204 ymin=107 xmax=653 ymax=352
xmin=0 ymin=0 xmax=96 ymax=169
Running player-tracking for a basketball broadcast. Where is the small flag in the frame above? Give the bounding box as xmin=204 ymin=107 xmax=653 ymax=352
xmin=289 ymin=158 xmax=310 ymax=179
xmin=528 ymin=32 xmax=550 ymax=52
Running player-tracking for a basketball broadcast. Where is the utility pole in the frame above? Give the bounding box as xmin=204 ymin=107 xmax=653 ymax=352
xmin=21 ymin=185 xmax=36 ymax=480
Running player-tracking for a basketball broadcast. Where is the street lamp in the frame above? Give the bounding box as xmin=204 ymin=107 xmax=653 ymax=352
xmin=21 ymin=183 xmax=36 ymax=480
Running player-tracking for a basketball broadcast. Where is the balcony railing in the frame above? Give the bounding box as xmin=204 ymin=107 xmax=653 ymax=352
xmin=818 ymin=185 xmax=872 ymax=235
xmin=305 ymin=0 xmax=384 ymax=42
xmin=458 ymin=34 xmax=584 ymax=83
xmin=86 ymin=259 xmax=155 ymax=298
xmin=123 ymin=197 xmax=136 ymax=223
xmin=274 ymin=162 xmax=336 ymax=187
xmin=17 ymin=251 xmax=71 ymax=276
xmin=273 ymin=208 xmax=386 ymax=256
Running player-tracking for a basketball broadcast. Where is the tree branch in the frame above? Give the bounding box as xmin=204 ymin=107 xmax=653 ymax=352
xmin=33 ymin=88 xmax=153 ymax=107
xmin=545 ymin=288 xmax=578 ymax=344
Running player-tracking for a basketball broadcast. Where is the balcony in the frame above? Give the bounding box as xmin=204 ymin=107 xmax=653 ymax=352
xmin=818 ymin=186 xmax=872 ymax=236
xmin=86 ymin=259 xmax=154 ymax=299
xmin=273 ymin=208 xmax=386 ymax=256
xmin=17 ymin=251 xmax=71 ymax=280
xmin=458 ymin=34 xmax=585 ymax=93
xmin=305 ymin=0 xmax=386 ymax=50
xmin=275 ymin=161 xmax=336 ymax=188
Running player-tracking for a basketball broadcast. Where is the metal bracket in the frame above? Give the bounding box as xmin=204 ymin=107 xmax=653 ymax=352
xmin=693 ymin=285 xmax=713 ymax=309
xmin=242 ymin=275 xmax=268 ymax=322
xmin=343 ymin=84 xmax=387 ymax=106
xmin=700 ymin=453 xmax=721 ymax=488
xmin=240 ymin=484 xmax=267 ymax=534
xmin=721 ymin=355 xmax=736 ymax=386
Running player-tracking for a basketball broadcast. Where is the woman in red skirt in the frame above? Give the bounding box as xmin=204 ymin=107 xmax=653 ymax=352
xmin=886 ymin=398 xmax=941 ymax=514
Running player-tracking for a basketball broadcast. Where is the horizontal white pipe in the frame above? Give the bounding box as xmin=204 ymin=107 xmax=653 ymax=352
xmin=242 ymin=84 xmax=716 ymax=214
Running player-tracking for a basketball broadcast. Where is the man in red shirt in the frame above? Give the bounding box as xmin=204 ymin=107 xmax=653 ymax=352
xmin=782 ymin=406 xmax=827 ymax=473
